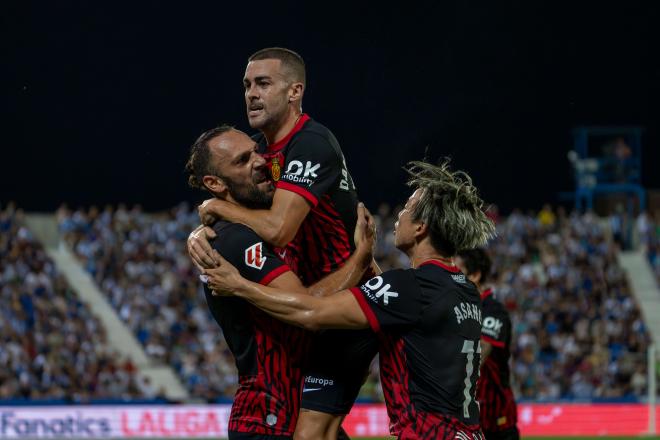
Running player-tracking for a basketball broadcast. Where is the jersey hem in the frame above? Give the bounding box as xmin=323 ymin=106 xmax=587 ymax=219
xmin=298 ymin=401 xmax=351 ymax=415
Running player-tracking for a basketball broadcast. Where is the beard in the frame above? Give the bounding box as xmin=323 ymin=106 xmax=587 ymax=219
xmin=224 ymin=177 xmax=273 ymax=210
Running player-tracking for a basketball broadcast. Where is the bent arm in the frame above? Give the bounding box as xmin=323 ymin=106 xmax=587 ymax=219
xmin=233 ymin=278 xmax=369 ymax=331
xmin=265 ymin=247 xmax=368 ymax=296
xmin=206 ymin=243 xmax=372 ymax=299
xmin=203 ymin=202 xmax=375 ymax=299
xmin=205 ymin=190 xmax=310 ymax=247
xmin=307 ymin=245 xmax=372 ymax=298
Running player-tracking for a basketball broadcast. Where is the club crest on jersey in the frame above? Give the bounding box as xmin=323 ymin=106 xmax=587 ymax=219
xmin=245 ymin=242 xmax=266 ymax=270
xmin=271 ymin=157 xmax=281 ymax=182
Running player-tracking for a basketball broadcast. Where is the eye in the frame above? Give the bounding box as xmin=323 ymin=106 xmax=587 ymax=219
xmin=234 ymin=152 xmax=250 ymax=165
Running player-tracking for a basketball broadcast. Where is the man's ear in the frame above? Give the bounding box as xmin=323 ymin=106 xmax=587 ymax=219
xmin=202 ymin=175 xmax=227 ymax=196
xmin=288 ymin=82 xmax=304 ymax=103
xmin=414 ymin=221 xmax=428 ymax=239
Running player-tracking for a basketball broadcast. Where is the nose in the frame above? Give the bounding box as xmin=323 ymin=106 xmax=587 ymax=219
xmin=246 ymin=83 xmax=258 ymax=100
xmin=253 ymin=152 xmax=266 ymax=168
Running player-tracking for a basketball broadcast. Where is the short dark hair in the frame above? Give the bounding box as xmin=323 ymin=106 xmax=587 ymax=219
xmin=249 ymin=47 xmax=306 ymax=85
xmin=185 ymin=125 xmax=233 ymax=190
xmin=406 ymin=160 xmax=496 ymax=256
xmin=457 ymin=248 xmax=492 ymax=284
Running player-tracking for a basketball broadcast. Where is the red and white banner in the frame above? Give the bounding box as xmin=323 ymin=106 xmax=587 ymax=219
xmin=0 ymin=403 xmax=657 ymax=438
xmin=516 ymin=403 xmax=659 ymax=436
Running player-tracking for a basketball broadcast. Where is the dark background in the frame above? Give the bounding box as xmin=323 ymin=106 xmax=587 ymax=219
xmin=3 ymin=1 xmax=659 ymax=213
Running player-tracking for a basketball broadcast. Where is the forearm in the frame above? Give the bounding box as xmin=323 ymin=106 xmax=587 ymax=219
xmin=479 ymin=340 xmax=493 ymax=368
xmin=210 ymin=201 xmax=284 ymax=245
xmin=235 ymin=279 xmax=323 ymax=330
xmin=234 ymin=279 xmax=367 ymax=331
xmin=307 ymin=246 xmax=372 ymax=297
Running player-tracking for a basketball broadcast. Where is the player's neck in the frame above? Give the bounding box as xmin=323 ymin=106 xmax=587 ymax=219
xmin=263 ymin=109 xmax=303 ymax=145
xmin=409 ymin=244 xmax=454 ymax=269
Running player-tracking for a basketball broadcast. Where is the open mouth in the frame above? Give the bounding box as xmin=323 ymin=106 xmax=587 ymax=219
xmin=248 ymin=103 xmax=264 ymax=117
xmin=254 ymin=170 xmax=272 ymax=185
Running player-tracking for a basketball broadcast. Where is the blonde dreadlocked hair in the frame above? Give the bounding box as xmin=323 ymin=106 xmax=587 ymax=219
xmin=405 ymin=160 xmax=496 ymax=256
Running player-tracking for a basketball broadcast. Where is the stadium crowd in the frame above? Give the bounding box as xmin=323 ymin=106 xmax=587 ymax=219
xmin=491 ymin=206 xmax=649 ymax=399
xmin=54 ymin=202 xmax=651 ymax=402
xmin=0 ymin=203 xmax=148 ymax=402
xmin=57 ymin=203 xmax=238 ymax=401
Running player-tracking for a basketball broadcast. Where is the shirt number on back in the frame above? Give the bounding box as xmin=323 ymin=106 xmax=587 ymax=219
xmin=461 ymin=339 xmax=481 ymax=419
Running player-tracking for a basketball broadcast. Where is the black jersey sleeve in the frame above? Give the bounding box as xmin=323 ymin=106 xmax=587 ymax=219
xmin=349 ymin=269 xmax=422 ymax=332
xmin=277 ymin=131 xmax=341 ymax=207
xmin=481 ymin=300 xmax=510 ymax=348
xmin=211 ymin=223 xmax=292 ymax=286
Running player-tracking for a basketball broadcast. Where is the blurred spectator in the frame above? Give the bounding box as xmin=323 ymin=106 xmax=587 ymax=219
xmin=601 ymin=137 xmax=633 ymax=183
xmin=0 ymin=203 xmax=145 ymax=402
xmin=609 ymin=204 xmax=632 ymax=250
xmin=537 ymin=204 xmax=556 ymax=229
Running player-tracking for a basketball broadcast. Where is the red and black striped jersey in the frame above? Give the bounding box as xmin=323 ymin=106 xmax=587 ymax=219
xmin=255 ymin=114 xmax=358 ymax=285
xmin=203 ymin=220 xmax=309 ymax=437
xmin=349 ymin=261 xmax=484 ymax=439
xmin=477 ymin=289 xmax=518 ymax=432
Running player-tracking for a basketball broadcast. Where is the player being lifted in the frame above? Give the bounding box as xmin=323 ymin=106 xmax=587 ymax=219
xmin=202 ymin=161 xmax=496 ymax=440
xmin=188 ymin=48 xmax=377 ymax=439
xmin=185 ymin=125 xmax=376 ymax=439
xmin=455 ymin=249 xmax=519 ymax=440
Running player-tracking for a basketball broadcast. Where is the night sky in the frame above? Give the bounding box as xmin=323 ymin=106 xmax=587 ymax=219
xmin=3 ymin=2 xmax=659 ymax=213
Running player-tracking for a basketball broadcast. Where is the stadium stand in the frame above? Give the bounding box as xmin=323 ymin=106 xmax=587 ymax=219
xmin=489 ymin=207 xmax=650 ymax=400
xmin=0 ymin=204 xmax=148 ymax=402
xmin=48 ymin=202 xmax=652 ymax=402
xmin=57 ymin=203 xmax=237 ymax=402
